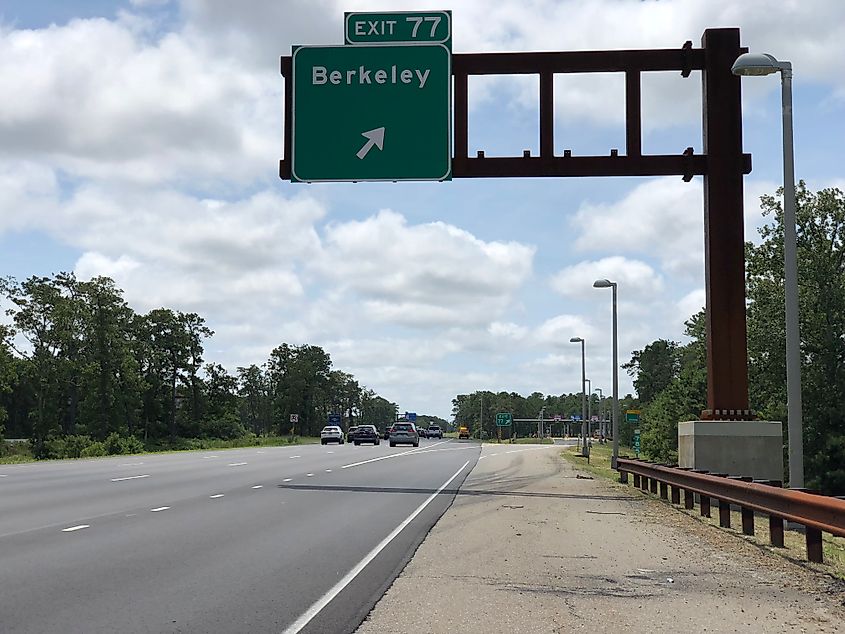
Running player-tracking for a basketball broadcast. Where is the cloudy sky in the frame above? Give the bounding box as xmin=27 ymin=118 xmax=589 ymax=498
xmin=1 ymin=0 xmax=844 ymax=420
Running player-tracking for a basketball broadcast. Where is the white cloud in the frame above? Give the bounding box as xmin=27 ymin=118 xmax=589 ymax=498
xmin=549 ymin=257 xmax=664 ymax=300
xmin=319 ymin=209 xmax=535 ymax=327
xmin=571 ymin=177 xmax=704 ymax=281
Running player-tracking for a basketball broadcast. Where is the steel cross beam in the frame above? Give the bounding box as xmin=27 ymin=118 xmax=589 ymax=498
xmin=279 ymin=28 xmax=753 ymax=418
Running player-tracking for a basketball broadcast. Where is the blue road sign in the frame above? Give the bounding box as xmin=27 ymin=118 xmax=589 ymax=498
xmin=405 ymin=412 xmax=417 ymax=422
xmin=571 ymin=414 xmax=582 ymax=421
xmin=328 ymin=413 xmax=342 ymax=425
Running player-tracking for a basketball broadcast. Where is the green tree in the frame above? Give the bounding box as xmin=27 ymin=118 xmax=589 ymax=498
xmin=623 ymin=339 xmax=680 ymax=404
xmin=746 ymin=183 xmax=845 ymax=493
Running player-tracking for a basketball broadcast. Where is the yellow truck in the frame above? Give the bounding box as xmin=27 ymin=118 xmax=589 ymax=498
xmin=458 ymin=426 xmax=470 ymax=439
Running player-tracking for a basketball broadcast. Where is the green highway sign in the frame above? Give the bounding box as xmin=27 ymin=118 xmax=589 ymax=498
xmin=625 ymin=409 xmax=641 ymax=423
xmin=345 ymin=11 xmax=451 ymax=46
xmin=495 ymin=412 xmax=513 ymax=427
xmin=291 ymin=44 xmax=451 ymax=182
xmin=633 ymin=428 xmax=641 ymax=455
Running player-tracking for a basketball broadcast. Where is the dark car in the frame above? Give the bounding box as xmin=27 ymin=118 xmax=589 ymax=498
xmin=354 ymin=424 xmax=380 ymax=445
xmin=427 ymin=424 xmax=443 ymax=439
xmin=346 ymin=426 xmax=359 ymax=444
xmin=382 ymin=426 xmax=392 ymax=440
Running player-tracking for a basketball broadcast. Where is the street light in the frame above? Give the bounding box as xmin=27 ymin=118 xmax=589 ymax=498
xmin=585 ymin=378 xmax=592 ymax=437
xmin=593 ymin=278 xmax=619 ymax=469
xmin=594 ymin=387 xmax=604 ymax=439
xmin=570 ymin=337 xmax=587 ymax=455
xmin=732 ymin=52 xmax=803 ymax=488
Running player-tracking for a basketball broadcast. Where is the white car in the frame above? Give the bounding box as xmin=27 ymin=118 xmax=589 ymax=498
xmin=321 ymin=425 xmax=344 ymax=445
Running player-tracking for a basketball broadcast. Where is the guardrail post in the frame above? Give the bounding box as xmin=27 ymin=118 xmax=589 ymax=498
xmin=684 ymin=489 xmax=694 ymax=509
xmin=641 ymin=476 xmax=649 ymax=492
xmin=719 ymin=499 xmax=731 ymax=528
xmin=769 ymin=515 xmax=785 ymax=547
xmin=671 ymin=485 xmax=681 ymax=505
xmin=620 ymin=471 xmax=629 ymax=484
xmin=790 ymin=487 xmax=825 ymax=562
xmin=659 ymin=482 xmax=669 ymax=500
xmin=633 ymin=473 xmax=641 ymax=488
xmin=806 ymin=528 xmax=823 ymax=563
xmin=650 ymin=478 xmax=658 ymax=494
xmin=741 ymin=507 xmax=754 ymax=535
xmin=701 ymin=495 xmax=711 ymax=518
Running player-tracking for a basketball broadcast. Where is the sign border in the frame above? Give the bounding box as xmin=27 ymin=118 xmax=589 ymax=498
xmin=291 ymin=43 xmax=452 ymax=183
xmin=344 ymin=11 xmax=452 ymax=46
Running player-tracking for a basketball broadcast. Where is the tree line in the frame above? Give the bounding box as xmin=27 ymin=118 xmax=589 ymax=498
xmin=451 ymin=390 xmax=637 ymax=442
xmin=0 ymin=274 xmax=397 ymax=458
xmin=627 ymin=183 xmax=845 ymax=494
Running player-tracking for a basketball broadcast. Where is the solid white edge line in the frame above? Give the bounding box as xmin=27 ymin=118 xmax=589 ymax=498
xmin=111 ymin=474 xmax=150 ymax=482
xmin=282 ymin=459 xmax=470 ymax=634
xmin=62 ymin=524 xmax=90 ymax=532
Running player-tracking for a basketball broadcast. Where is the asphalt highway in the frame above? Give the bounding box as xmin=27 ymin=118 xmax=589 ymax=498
xmin=0 ymin=438 xmax=480 ymax=633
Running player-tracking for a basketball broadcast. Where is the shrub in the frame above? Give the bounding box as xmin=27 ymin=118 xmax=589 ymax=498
xmin=81 ymin=442 xmax=106 ymax=458
xmin=103 ymin=432 xmax=125 ymax=455
xmin=42 ymin=437 xmax=68 ymax=459
xmin=121 ymin=435 xmax=144 ymax=454
xmin=63 ymin=435 xmax=94 ymax=459
xmin=202 ymin=414 xmax=247 ymax=440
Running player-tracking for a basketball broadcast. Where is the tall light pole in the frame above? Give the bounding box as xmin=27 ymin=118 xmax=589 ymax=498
xmin=594 ymin=387 xmax=604 ymax=439
xmin=732 ymin=52 xmax=803 ymax=488
xmin=570 ymin=337 xmax=587 ymax=456
xmin=585 ymin=378 xmax=592 ymax=438
xmin=593 ymin=279 xmax=619 ymax=468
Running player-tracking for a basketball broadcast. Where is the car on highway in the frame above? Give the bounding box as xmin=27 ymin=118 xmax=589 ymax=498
xmin=389 ymin=422 xmax=419 ymax=447
xmin=354 ymin=424 xmax=380 ymax=445
xmin=417 ymin=426 xmax=428 ymax=439
xmin=320 ymin=425 xmax=344 ymax=445
xmin=346 ymin=426 xmax=359 ymax=444
xmin=381 ymin=426 xmax=392 ymax=440
xmin=458 ymin=426 xmax=470 ymax=439
xmin=427 ymin=424 xmax=443 ymax=439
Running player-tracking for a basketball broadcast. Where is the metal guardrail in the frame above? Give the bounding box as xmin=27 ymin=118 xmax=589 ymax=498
xmin=616 ymin=458 xmax=845 ymax=564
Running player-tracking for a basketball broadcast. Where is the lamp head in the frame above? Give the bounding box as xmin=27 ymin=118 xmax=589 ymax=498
xmin=569 ymin=337 xmax=583 ymax=343
xmin=731 ymin=52 xmax=783 ymax=76
xmin=593 ymin=278 xmax=615 ymax=288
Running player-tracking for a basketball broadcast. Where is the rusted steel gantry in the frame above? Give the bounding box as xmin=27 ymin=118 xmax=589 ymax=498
xmin=281 ymin=28 xmax=753 ymax=420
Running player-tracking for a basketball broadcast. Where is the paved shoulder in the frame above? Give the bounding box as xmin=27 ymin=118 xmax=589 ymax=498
xmin=357 ymin=444 xmax=845 ymax=634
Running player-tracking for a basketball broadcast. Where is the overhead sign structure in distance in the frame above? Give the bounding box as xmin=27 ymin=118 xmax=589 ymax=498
xmin=291 ymin=43 xmax=451 ymax=183
xmin=495 ymin=413 xmax=513 ymax=427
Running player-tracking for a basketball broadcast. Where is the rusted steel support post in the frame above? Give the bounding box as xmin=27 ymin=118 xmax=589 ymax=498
xmin=625 ymin=70 xmax=641 ymax=157
xmin=650 ymin=478 xmax=658 ymax=494
xmin=671 ymin=486 xmax=681 ymax=505
xmin=619 ymin=471 xmax=629 ymax=484
xmin=659 ymin=482 xmax=669 ymax=500
xmin=540 ymin=71 xmax=554 ymax=161
xmin=719 ymin=500 xmax=731 ymax=528
xmin=633 ymin=473 xmax=641 ymax=488
xmin=769 ymin=516 xmax=785 ymax=547
xmin=453 ymin=70 xmax=468 ymax=174
xmin=806 ymin=527 xmax=824 ymax=563
xmin=701 ymin=495 xmax=711 ymax=518
xmin=700 ymin=28 xmax=750 ymax=418
xmin=741 ymin=508 xmax=755 ymax=535
xmin=684 ymin=489 xmax=695 ymax=510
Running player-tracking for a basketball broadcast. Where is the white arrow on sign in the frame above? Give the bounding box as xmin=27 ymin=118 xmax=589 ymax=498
xmin=356 ymin=126 xmax=385 ymax=160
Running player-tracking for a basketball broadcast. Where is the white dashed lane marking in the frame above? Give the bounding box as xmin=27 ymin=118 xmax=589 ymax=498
xmin=252 ymin=485 xmax=263 ymax=489
xmin=306 ymin=473 xmax=315 ymax=477
xmin=289 ymin=455 xmax=301 ymax=459
xmin=62 ymin=525 xmax=90 ymax=532
xmin=325 ymin=469 xmax=332 ymax=473
xmin=111 ymin=474 xmax=150 ymax=482
xmin=209 ymin=494 xmax=224 ymax=499
xmin=150 ymin=507 xmax=170 ymax=512
xmin=120 ymin=462 xmax=144 ymax=466
xmin=283 ymin=478 xmax=292 ymax=482
xmin=228 ymin=462 xmax=248 ymax=467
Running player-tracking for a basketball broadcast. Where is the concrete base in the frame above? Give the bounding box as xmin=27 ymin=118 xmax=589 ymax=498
xmin=678 ymin=420 xmax=783 ymax=482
